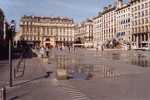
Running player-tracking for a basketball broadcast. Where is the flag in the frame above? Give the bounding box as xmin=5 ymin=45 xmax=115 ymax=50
xmin=3 ymin=19 xmax=6 ymax=39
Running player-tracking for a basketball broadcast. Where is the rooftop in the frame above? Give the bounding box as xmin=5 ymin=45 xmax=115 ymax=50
xmin=21 ymin=15 xmax=74 ymax=23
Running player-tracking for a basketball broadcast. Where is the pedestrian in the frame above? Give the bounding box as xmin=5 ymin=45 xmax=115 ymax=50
xmin=56 ymin=45 xmax=58 ymax=50
xmin=60 ymin=46 xmax=62 ymax=51
xmin=46 ymin=47 xmax=49 ymax=57
xmin=101 ymin=45 xmax=104 ymax=51
xmin=40 ymin=46 xmax=45 ymax=58
xmin=74 ymin=46 xmax=76 ymax=53
xmin=96 ymin=46 xmax=98 ymax=52
xmin=68 ymin=46 xmax=71 ymax=52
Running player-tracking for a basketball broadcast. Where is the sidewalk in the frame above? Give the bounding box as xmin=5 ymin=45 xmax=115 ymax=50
xmin=2 ymin=48 xmax=150 ymax=100
xmin=0 ymin=57 xmax=46 ymax=88
xmin=6 ymin=77 xmax=71 ymax=100
xmin=0 ymin=56 xmax=72 ymax=100
xmin=0 ymin=60 xmax=9 ymax=88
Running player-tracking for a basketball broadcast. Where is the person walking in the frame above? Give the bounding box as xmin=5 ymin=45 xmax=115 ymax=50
xmin=60 ymin=46 xmax=62 ymax=51
xmin=96 ymin=46 xmax=98 ymax=52
xmin=40 ymin=46 xmax=45 ymax=58
xmin=101 ymin=44 xmax=104 ymax=51
xmin=68 ymin=45 xmax=71 ymax=52
xmin=46 ymin=47 xmax=49 ymax=57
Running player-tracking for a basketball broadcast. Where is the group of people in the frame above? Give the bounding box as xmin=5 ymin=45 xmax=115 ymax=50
xmin=56 ymin=45 xmax=72 ymax=52
xmin=96 ymin=44 xmax=104 ymax=52
xmin=39 ymin=46 xmax=50 ymax=58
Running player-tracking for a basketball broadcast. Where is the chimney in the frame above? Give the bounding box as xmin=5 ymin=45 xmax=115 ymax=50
xmin=115 ymin=0 xmax=124 ymax=9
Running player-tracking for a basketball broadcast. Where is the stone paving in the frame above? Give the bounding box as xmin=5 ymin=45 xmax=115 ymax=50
xmin=51 ymin=48 xmax=150 ymax=100
xmin=0 ymin=48 xmax=150 ymax=100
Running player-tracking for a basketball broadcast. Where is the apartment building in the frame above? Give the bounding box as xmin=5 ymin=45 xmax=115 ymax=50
xmin=20 ymin=15 xmax=75 ymax=47
xmin=115 ymin=1 xmax=131 ymax=43
xmin=130 ymin=0 xmax=150 ymax=49
xmin=93 ymin=5 xmax=116 ymax=47
xmin=75 ymin=19 xmax=93 ymax=46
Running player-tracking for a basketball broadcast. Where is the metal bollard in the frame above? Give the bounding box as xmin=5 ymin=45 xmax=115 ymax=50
xmin=0 ymin=87 xmax=6 ymax=100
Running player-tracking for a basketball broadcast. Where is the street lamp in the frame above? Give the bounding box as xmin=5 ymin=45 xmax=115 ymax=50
xmin=8 ymin=20 xmax=16 ymax=87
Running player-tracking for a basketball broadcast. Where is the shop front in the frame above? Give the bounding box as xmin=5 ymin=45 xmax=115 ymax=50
xmin=132 ymin=33 xmax=150 ymax=50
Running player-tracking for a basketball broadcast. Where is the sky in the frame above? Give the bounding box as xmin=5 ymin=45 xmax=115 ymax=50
xmin=0 ymin=0 xmax=119 ymax=27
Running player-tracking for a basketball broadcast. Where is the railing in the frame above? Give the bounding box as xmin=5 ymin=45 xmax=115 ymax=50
xmin=14 ymin=48 xmax=27 ymax=79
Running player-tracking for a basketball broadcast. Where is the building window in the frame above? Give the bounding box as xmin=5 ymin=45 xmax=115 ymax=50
xmin=138 ymin=5 xmax=140 ymax=10
xmin=145 ymin=26 xmax=148 ymax=32
xmin=141 ymin=11 xmax=145 ymax=17
xmin=145 ymin=10 xmax=148 ymax=16
xmin=142 ymin=19 xmax=144 ymax=24
xmin=145 ymin=18 xmax=148 ymax=24
xmin=142 ymin=4 xmax=144 ymax=9
xmin=138 ymin=12 xmax=140 ymax=17
xmin=145 ymin=3 xmax=148 ymax=8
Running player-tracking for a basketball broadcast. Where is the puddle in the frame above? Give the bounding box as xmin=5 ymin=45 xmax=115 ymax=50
xmin=55 ymin=55 xmax=119 ymax=80
xmin=54 ymin=51 xmax=150 ymax=80
xmin=128 ymin=54 xmax=150 ymax=67
xmin=55 ymin=55 xmax=94 ymax=80
xmin=109 ymin=52 xmax=150 ymax=68
xmin=68 ymin=64 xmax=94 ymax=80
xmin=111 ymin=53 xmax=121 ymax=60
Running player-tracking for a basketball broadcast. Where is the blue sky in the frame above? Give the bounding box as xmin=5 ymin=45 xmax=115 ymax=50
xmin=0 ymin=0 xmax=116 ymax=26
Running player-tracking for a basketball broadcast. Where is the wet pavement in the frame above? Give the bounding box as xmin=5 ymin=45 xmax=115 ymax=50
xmin=2 ymin=48 xmax=150 ymax=100
xmin=52 ymin=49 xmax=150 ymax=80
xmin=50 ymin=49 xmax=150 ymax=100
xmin=101 ymin=50 xmax=150 ymax=68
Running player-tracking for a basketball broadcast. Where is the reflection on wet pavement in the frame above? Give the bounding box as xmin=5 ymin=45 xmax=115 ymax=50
xmin=129 ymin=54 xmax=150 ymax=67
xmin=54 ymin=50 xmax=150 ymax=80
xmin=55 ymin=55 xmax=94 ymax=80
xmin=103 ymin=51 xmax=150 ymax=68
xmin=68 ymin=64 xmax=94 ymax=80
xmin=55 ymin=54 xmax=120 ymax=80
xmin=112 ymin=53 xmax=121 ymax=60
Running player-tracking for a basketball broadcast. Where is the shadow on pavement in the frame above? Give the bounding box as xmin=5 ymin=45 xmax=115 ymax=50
xmin=8 ymin=71 xmax=52 ymax=100
xmin=13 ymin=71 xmax=53 ymax=87
xmin=9 ymin=92 xmax=30 ymax=100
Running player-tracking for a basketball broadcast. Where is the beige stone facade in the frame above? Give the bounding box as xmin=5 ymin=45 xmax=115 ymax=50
xmin=116 ymin=4 xmax=131 ymax=43
xmin=75 ymin=19 xmax=93 ymax=46
xmin=130 ymin=0 xmax=150 ymax=49
xmin=93 ymin=5 xmax=116 ymax=47
xmin=93 ymin=0 xmax=150 ymax=49
xmin=20 ymin=16 xmax=75 ymax=47
xmin=19 ymin=0 xmax=150 ymax=50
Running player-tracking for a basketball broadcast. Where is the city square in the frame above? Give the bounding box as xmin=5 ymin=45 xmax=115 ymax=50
xmin=0 ymin=0 xmax=150 ymax=100
xmin=1 ymin=48 xmax=150 ymax=100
